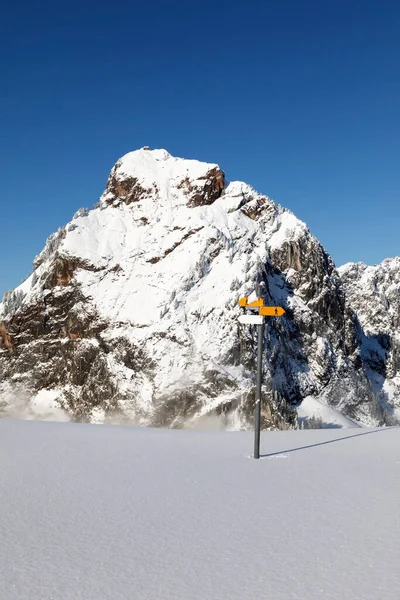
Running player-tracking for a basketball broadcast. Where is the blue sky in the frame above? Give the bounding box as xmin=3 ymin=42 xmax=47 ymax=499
xmin=1 ymin=0 xmax=399 ymax=296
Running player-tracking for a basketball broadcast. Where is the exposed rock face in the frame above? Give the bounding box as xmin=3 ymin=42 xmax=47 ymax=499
xmin=0 ymin=148 xmax=398 ymax=427
xmin=184 ymin=167 xmax=225 ymax=207
xmin=339 ymin=259 xmax=400 ymax=423
xmin=104 ymin=150 xmax=225 ymax=209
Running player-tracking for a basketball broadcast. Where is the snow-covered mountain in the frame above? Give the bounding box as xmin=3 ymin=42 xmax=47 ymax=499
xmin=0 ymin=148 xmax=399 ymax=427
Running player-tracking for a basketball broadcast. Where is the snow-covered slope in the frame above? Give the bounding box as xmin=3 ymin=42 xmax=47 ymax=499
xmin=0 ymin=148 xmax=398 ymax=427
xmin=339 ymin=259 xmax=400 ymax=423
xmin=297 ymin=395 xmax=360 ymax=428
xmin=1 ymin=419 xmax=399 ymax=600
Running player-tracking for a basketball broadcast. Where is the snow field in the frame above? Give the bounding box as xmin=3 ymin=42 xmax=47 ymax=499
xmin=1 ymin=419 xmax=399 ymax=600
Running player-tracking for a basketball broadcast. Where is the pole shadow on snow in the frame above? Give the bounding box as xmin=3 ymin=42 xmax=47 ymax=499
xmin=261 ymin=427 xmax=397 ymax=458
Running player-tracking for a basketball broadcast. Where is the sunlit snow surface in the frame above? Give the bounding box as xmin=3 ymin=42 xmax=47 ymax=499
xmin=1 ymin=419 xmax=399 ymax=599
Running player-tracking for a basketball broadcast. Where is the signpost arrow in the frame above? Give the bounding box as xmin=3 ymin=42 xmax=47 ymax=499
xmin=260 ymin=306 xmax=285 ymax=317
xmin=246 ymin=299 xmax=264 ymax=308
xmin=238 ymin=297 xmax=285 ymax=317
xmin=238 ymin=314 xmax=265 ymax=325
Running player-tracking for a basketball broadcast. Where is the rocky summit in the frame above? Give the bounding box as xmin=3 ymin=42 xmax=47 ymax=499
xmin=0 ymin=148 xmax=399 ymax=427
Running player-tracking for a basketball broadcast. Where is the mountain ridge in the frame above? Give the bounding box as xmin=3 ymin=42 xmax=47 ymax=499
xmin=1 ymin=148 xmax=399 ymax=427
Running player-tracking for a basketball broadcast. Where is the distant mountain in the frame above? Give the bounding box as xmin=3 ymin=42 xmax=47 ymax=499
xmin=338 ymin=259 xmax=400 ymax=423
xmin=0 ymin=148 xmax=398 ymax=427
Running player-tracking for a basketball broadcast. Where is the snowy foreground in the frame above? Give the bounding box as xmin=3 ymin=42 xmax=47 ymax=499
xmin=1 ymin=419 xmax=399 ymax=600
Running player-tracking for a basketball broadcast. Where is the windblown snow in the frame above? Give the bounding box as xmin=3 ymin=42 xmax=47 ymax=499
xmin=0 ymin=419 xmax=399 ymax=600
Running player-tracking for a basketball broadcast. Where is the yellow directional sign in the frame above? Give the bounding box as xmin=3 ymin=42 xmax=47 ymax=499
xmin=238 ymin=297 xmax=285 ymax=317
xmin=238 ymin=297 xmax=263 ymax=308
xmin=260 ymin=306 xmax=285 ymax=317
xmin=247 ymin=299 xmax=264 ymax=308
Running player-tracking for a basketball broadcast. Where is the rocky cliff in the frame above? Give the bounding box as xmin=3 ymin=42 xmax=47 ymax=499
xmin=0 ymin=148 xmax=398 ymax=427
xmin=339 ymin=259 xmax=400 ymax=423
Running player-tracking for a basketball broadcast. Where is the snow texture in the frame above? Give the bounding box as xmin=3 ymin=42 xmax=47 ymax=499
xmin=0 ymin=418 xmax=399 ymax=600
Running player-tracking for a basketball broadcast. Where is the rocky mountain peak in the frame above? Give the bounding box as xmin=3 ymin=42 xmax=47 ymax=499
xmin=0 ymin=149 xmax=399 ymax=428
xmin=339 ymin=258 xmax=400 ymax=335
xmin=101 ymin=148 xmax=225 ymax=210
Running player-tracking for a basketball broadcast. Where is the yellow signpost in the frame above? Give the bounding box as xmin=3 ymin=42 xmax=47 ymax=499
xmin=238 ymin=297 xmax=285 ymax=317
xmin=260 ymin=306 xmax=285 ymax=317
xmin=238 ymin=295 xmax=285 ymax=459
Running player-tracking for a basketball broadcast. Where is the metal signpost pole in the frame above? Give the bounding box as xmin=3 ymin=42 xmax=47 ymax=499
xmin=254 ymin=320 xmax=264 ymax=459
xmin=238 ymin=296 xmax=285 ymax=460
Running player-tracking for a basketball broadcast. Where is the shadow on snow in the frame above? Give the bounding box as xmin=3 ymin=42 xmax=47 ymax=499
xmin=261 ymin=426 xmax=397 ymax=458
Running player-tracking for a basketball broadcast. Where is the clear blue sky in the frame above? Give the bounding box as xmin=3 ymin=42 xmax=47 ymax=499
xmin=1 ymin=0 xmax=399 ymax=296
